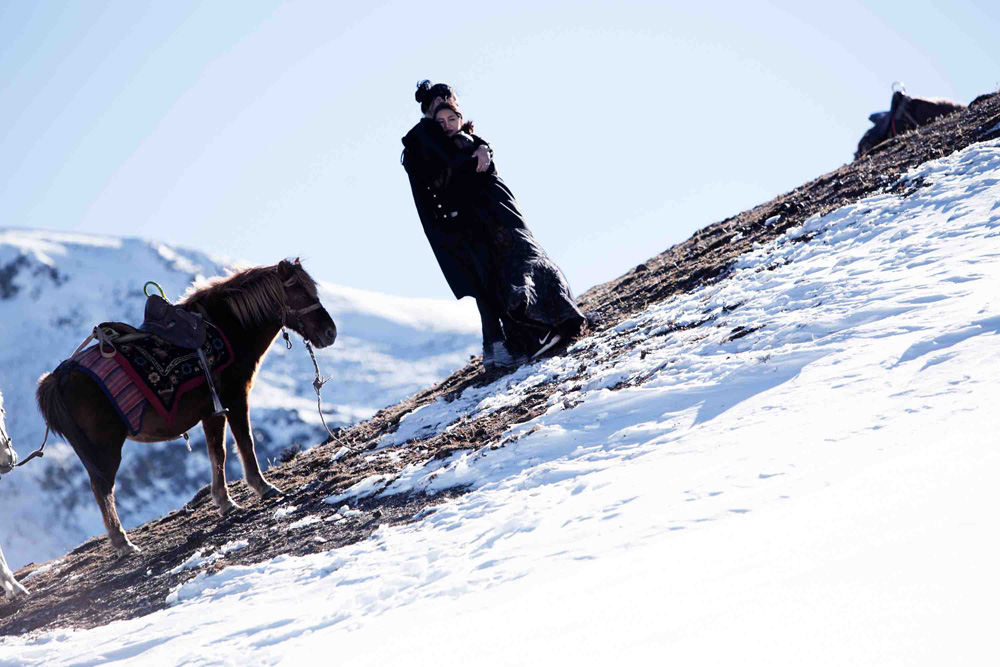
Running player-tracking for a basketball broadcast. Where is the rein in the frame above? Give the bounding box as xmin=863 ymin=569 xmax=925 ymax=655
xmin=278 ymin=275 xmax=343 ymax=448
xmin=305 ymin=340 xmax=342 ymax=445
xmin=281 ymin=328 xmax=343 ymax=447
xmin=15 ymin=427 xmax=49 ymax=468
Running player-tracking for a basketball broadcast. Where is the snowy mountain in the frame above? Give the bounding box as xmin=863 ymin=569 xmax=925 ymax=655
xmin=0 ymin=230 xmax=479 ymax=569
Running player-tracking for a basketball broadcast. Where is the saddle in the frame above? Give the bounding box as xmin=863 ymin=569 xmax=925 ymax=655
xmin=140 ymin=295 xmax=206 ymax=350
xmin=66 ymin=292 xmax=230 ymax=425
xmin=137 ymin=294 xmax=227 ymax=416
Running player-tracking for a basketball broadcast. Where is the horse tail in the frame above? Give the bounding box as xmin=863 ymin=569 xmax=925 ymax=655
xmin=36 ymin=368 xmax=110 ymax=489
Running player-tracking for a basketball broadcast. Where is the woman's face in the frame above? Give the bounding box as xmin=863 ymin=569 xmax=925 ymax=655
xmin=435 ymin=108 xmax=462 ymax=137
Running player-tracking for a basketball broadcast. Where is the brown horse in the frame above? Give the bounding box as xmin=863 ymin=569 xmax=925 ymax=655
xmin=855 ymin=90 xmax=964 ymax=160
xmin=36 ymin=259 xmax=337 ymax=557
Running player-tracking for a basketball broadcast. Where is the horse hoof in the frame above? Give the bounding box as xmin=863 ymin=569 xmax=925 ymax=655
xmin=2 ymin=581 xmax=27 ymax=598
xmin=219 ymin=501 xmax=243 ymax=516
xmin=115 ymin=541 xmax=142 ymax=559
xmin=259 ymin=484 xmax=282 ymax=500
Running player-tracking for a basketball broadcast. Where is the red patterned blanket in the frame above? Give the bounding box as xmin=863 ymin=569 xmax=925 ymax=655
xmin=64 ymin=323 xmax=233 ymax=434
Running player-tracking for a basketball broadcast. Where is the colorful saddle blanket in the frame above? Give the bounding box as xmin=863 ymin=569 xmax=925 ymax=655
xmin=67 ymin=322 xmax=233 ymax=434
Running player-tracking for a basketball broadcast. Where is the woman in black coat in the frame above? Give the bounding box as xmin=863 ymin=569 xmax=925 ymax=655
xmin=402 ymin=81 xmax=584 ymax=370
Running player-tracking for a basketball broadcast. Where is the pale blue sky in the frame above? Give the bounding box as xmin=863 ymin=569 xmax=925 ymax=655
xmin=2 ymin=1 xmax=997 ymax=299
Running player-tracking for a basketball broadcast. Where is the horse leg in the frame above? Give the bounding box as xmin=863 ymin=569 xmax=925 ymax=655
xmin=0 ymin=545 xmax=27 ymax=597
xmin=202 ymin=414 xmax=240 ymax=514
xmin=85 ymin=435 xmax=138 ymax=558
xmin=54 ymin=370 xmax=138 ymax=557
xmin=225 ymin=403 xmax=281 ymax=499
xmin=90 ymin=471 xmax=140 ymax=558
xmin=82 ymin=424 xmax=141 ymax=558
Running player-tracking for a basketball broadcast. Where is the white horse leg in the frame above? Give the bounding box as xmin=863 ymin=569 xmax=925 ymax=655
xmin=0 ymin=544 xmax=27 ymax=597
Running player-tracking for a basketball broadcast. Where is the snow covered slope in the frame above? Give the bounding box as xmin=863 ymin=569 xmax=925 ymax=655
xmin=0 ymin=231 xmax=478 ymax=569
xmin=4 ymin=138 xmax=1000 ymax=663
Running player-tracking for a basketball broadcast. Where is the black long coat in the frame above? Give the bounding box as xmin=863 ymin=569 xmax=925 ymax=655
xmin=402 ymin=120 xmax=585 ymax=347
xmin=402 ymin=118 xmax=491 ymax=300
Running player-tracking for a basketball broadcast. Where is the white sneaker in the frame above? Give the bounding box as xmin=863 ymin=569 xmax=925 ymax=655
xmin=531 ymin=331 xmax=562 ymax=359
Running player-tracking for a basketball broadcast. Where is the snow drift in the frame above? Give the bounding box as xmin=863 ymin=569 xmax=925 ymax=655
xmin=4 ymin=133 xmax=1000 ymax=663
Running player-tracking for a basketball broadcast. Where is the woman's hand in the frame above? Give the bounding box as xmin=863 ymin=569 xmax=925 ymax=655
xmin=473 ymin=145 xmax=492 ymax=172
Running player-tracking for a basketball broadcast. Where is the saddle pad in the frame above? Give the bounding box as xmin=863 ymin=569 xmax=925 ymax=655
xmin=69 ymin=345 xmax=147 ymax=435
xmin=65 ymin=323 xmax=234 ymax=433
xmin=97 ymin=322 xmax=234 ymax=423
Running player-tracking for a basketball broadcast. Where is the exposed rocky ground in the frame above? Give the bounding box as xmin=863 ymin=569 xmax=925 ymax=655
xmin=2 ymin=91 xmax=998 ymax=636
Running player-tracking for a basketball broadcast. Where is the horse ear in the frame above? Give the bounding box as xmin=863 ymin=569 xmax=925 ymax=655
xmin=277 ymin=260 xmax=293 ymax=280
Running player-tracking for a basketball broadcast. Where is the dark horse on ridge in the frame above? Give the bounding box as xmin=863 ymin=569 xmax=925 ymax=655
xmin=37 ymin=259 xmax=337 ymax=557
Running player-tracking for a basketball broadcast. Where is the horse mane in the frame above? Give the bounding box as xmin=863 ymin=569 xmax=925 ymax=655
xmin=181 ymin=262 xmax=317 ymax=328
xmin=919 ymin=96 xmax=963 ymax=108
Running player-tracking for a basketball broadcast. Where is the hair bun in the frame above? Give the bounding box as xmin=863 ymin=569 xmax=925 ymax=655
xmin=415 ymin=80 xmax=432 ymax=104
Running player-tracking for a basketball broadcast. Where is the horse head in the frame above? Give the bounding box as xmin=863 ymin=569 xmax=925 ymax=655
xmin=277 ymin=259 xmax=337 ymax=349
xmin=0 ymin=393 xmax=17 ymax=475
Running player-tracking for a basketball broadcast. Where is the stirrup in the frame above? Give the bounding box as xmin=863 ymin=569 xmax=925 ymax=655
xmin=197 ymin=349 xmax=229 ymax=416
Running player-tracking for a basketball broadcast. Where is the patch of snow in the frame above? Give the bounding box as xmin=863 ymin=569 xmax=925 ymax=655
xmin=288 ymin=516 xmax=322 ymax=530
xmin=324 ymin=475 xmax=390 ymax=505
xmin=23 ymin=559 xmax=62 ymax=581
xmin=219 ymin=541 xmax=248 ymax=555
xmin=166 ymin=550 xmax=220 ymax=577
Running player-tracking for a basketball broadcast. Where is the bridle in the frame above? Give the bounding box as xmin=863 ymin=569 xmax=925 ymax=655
xmin=0 ymin=440 xmax=15 ymax=476
xmin=280 ymin=274 xmax=325 ymax=342
xmin=0 ymin=407 xmax=19 ymax=476
xmin=4 ymin=427 xmax=49 ymax=473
